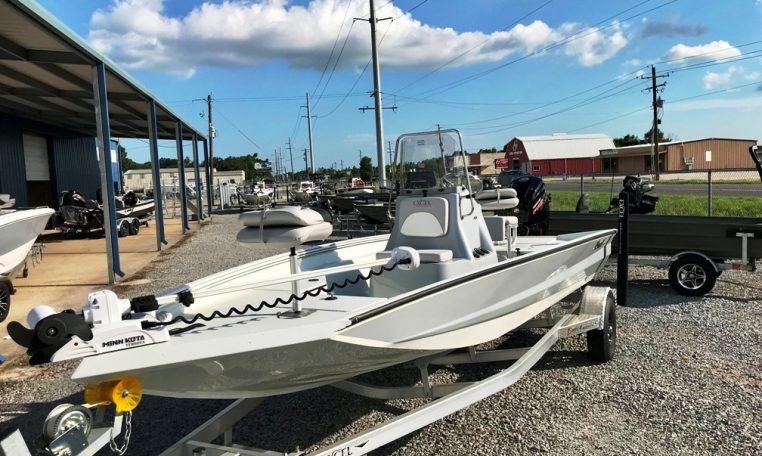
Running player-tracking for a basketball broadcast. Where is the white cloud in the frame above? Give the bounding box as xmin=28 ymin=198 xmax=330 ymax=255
xmin=88 ymin=0 xmax=628 ymax=78
xmin=665 ymin=40 xmax=741 ymax=63
xmin=562 ymin=21 xmax=628 ymax=67
xmin=702 ymin=66 xmax=759 ymax=89
xmin=624 ymin=58 xmax=642 ymax=66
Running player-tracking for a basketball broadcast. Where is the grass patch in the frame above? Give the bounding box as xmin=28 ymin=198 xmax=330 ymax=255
xmin=549 ymin=190 xmax=762 ymax=218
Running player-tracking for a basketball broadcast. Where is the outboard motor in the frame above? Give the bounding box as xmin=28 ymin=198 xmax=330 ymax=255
xmin=609 ymin=175 xmax=659 ymax=214
xmin=509 ymin=175 xmax=550 ymax=235
xmin=58 ymin=190 xmax=104 ymax=235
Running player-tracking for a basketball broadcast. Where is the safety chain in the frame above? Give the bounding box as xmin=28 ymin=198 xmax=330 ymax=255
xmin=108 ymin=411 xmax=132 ymax=455
xmin=149 ymin=262 xmax=399 ymax=327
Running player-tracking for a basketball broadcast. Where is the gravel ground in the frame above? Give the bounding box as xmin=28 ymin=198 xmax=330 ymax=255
xmin=1 ymin=214 xmax=760 ymax=455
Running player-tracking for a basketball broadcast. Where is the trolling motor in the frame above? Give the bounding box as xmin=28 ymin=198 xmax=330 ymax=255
xmin=607 ymin=175 xmax=659 ymax=214
xmin=7 ymin=290 xmax=171 ymax=365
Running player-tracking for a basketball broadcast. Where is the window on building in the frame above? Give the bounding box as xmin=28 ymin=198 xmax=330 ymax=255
xmin=532 ymin=165 xmax=540 ymax=172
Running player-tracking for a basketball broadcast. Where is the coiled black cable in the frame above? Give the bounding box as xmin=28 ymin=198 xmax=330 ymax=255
xmin=144 ymin=262 xmax=400 ymax=328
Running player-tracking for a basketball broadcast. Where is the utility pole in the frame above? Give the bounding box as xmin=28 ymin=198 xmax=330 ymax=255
xmin=286 ymin=137 xmax=294 ymax=181
xmin=303 ymin=149 xmax=309 ymax=173
xmin=273 ymin=149 xmax=279 ymax=182
xmin=303 ymin=93 xmax=315 ymax=175
xmin=206 ymin=94 xmax=215 ymax=188
xmin=356 ymin=0 xmax=395 ymax=188
xmin=640 ymin=65 xmax=668 ymax=180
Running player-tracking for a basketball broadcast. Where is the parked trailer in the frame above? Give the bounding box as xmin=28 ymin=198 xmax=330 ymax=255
xmin=549 ymin=212 xmax=761 ymax=296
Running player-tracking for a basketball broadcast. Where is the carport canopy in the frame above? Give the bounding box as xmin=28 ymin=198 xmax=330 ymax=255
xmin=0 ymin=0 xmax=211 ymax=284
xmin=0 ymin=0 xmax=204 ymax=140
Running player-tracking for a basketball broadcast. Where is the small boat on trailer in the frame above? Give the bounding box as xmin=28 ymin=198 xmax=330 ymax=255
xmin=2 ymin=129 xmax=618 ymax=456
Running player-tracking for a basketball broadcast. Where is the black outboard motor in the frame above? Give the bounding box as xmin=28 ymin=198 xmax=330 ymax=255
xmin=509 ymin=175 xmax=550 ymax=235
xmin=609 ymin=175 xmax=658 ymax=214
xmin=58 ymin=190 xmax=104 ymax=236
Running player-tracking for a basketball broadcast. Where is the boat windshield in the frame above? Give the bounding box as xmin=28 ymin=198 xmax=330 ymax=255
xmin=395 ymin=129 xmax=472 ymax=193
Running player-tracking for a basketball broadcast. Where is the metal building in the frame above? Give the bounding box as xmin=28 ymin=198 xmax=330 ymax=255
xmin=500 ymin=134 xmax=614 ymax=176
xmin=599 ymin=138 xmax=758 ymax=174
xmin=0 ymin=0 xmax=210 ymax=284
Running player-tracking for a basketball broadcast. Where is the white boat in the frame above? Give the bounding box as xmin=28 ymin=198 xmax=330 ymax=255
xmin=8 ymin=129 xmax=616 ymax=400
xmin=0 ymin=207 xmax=54 ymax=276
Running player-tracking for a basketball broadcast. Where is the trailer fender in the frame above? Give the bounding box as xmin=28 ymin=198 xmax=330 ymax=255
xmin=669 ymin=251 xmax=719 ymax=274
xmin=579 ymin=286 xmax=616 ymax=330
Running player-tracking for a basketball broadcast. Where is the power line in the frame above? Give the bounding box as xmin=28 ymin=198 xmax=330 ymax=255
xmin=402 ymin=0 xmax=676 ymax=102
xmin=311 ymin=0 xmax=355 ymax=109
xmin=394 ymin=0 xmax=554 ymax=94
xmin=213 ymin=105 xmax=263 ymax=152
xmin=314 ymin=21 xmax=357 ymax=110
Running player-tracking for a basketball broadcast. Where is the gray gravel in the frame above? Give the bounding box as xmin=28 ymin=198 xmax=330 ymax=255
xmin=1 ymin=214 xmax=760 ymax=455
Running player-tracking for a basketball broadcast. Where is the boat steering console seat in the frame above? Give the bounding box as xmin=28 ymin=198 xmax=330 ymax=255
xmin=371 ymin=191 xmax=497 ymax=296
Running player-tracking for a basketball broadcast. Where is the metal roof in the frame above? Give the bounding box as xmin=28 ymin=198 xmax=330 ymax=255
xmin=514 ymin=133 xmax=615 ymax=160
xmin=0 ymin=0 xmax=204 ymax=140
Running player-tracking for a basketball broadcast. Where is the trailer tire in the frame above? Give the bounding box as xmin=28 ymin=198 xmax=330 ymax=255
xmin=118 ymin=220 xmax=130 ymax=237
xmin=587 ymin=293 xmax=616 ymax=363
xmin=668 ymin=255 xmax=717 ymax=296
xmin=129 ymin=219 xmax=140 ymax=236
xmin=0 ymin=279 xmax=11 ymax=323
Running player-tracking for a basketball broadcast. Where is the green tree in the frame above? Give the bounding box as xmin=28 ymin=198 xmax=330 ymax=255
xmin=643 ymin=127 xmax=671 ymax=144
xmin=118 ymin=145 xmax=151 ymax=170
xmin=613 ymin=134 xmax=643 ymax=147
xmin=359 ymin=156 xmax=373 ymax=181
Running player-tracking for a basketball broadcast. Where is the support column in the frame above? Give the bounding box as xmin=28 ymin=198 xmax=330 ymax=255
xmin=176 ymin=122 xmax=189 ymax=232
xmin=203 ymin=139 xmax=213 ymax=215
xmin=192 ymin=133 xmax=203 ymax=222
xmin=92 ymin=62 xmax=123 ymax=284
xmin=147 ymin=99 xmax=167 ymax=249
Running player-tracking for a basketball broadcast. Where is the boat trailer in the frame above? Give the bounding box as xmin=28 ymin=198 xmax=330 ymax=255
xmin=1 ymin=287 xmax=616 ymax=456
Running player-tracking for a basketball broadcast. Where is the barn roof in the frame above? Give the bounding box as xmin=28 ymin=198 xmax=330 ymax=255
xmin=512 ymin=133 xmax=615 ymax=160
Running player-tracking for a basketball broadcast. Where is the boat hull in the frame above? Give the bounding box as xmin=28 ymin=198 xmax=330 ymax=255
xmin=71 ymin=230 xmax=614 ymax=399
xmin=0 ymin=208 xmax=54 ymax=275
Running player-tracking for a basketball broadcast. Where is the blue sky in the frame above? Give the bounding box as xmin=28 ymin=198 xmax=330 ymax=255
xmin=37 ymin=0 xmax=762 ymax=171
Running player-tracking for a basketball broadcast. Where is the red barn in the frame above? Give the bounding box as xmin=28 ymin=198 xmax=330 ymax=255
xmin=500 ymin=134 xmax=614 ymax=176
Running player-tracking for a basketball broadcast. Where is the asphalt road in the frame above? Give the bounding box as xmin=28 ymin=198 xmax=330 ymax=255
xmin=545 ymin=180 xmax=762 ymax=197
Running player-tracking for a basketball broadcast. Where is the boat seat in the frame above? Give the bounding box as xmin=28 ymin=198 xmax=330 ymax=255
xmin=484 ymin=216 xmax=518 ymax=242
xmin=398 ymin=196 xmax=448 ymax=237
xmin=376 ymin=249 xmax=453 ymax=263
xmin=237 ymin=207 xmax=332 ymax=246
xmin=476 ymin=188 xmax=520 ymax=211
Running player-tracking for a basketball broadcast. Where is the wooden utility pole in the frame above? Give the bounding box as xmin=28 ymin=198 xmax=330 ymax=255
xmin=303 ymin=93 xmax=315 ymax=174
xmin=286 ymin=137 xmax=294 ymax=181
xmin=206 ymin=94 xmax=215 ymax=187
xmin=640 ymin=66 xmax=668 ymax=179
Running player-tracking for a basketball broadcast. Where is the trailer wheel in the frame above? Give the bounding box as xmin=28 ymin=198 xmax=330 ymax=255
xmin=668 ymin=255 xmax=717 ymax=296
xmin=118 ymin=220 xmax=130 ymax=237
xmin=129 ymin=219 xmax=140 ymax=236
xmin=0 ymin=279 xmax=11 ymax=323
xmin=587 ymin=293 xmax=616 ymax=363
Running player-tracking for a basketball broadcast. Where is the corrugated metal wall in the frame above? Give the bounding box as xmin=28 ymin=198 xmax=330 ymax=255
xmin=0 ymin=116 xmax=28 ymax=206
xmin=0 ymin=113 xmax=99 ymax=208
xmin=52 ymin=136 xmax=100 ymax=201
xmin=666 ymin=139 xmax=757 ymax=171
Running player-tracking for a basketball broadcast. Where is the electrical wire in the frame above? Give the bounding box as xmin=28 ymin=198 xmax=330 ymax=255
xmin=311 ymin=0 xmax=355 ymax=109
xmin=402 ymin=0 xmax=676 ymax=102
xmin=394 ymin=0 xmax=554 ymax=94
xmin=213 ymin=105 xmax=263 ymax=152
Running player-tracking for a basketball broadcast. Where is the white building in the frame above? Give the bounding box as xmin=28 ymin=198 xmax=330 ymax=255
xmin=124 ymin=168 xmax=245 ymax=191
